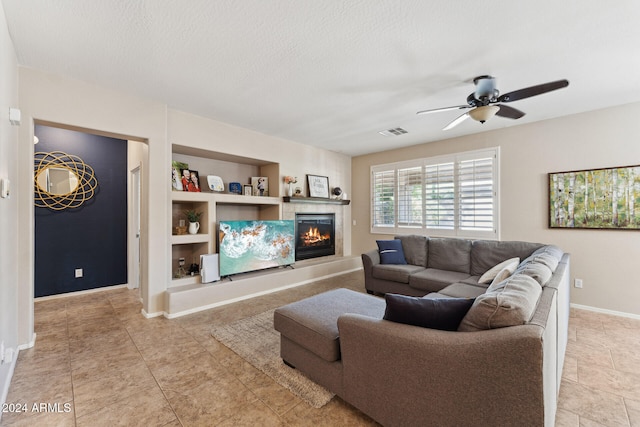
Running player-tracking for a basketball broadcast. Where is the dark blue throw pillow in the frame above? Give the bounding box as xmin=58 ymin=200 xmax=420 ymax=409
xmin=383 ymin=294 xmax=475 ymax=331
xmin=376 ymin=239 xmax=407 ymax=265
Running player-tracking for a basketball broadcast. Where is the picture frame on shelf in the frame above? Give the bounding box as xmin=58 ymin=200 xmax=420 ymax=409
xmin=171 ymin=161 xmax=188 ymax=191
xmin=251 ymin=176 xmax=269 ymax=196
xmin=243 ymin=184 xmax=253 ymax=196
xmin=181 ymin=169 xmax=201 ymax=192
xmin=307 ymin=174 xmax=330 ymax=198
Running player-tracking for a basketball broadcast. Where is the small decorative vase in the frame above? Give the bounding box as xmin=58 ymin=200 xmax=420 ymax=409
xmin=188 ymin=221 xmax=200 ymax=235
xmin=288 ymin=184 xmax=294 ymax=197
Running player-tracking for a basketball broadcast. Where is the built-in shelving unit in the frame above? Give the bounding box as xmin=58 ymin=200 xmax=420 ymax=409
xmin=167 ymin=144 xmax=358 ymax=317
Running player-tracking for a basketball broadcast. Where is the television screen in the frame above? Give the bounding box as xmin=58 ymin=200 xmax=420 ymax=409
xmin=218 ymin=220 xmax=295 ymax=277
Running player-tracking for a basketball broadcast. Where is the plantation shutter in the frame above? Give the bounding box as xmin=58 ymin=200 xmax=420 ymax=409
xmin=372 ymin=168 xmax=396 ymax=228
xmin=397 ymin=166 xmax=423 ymax=227
xmin=371 ymin=147 xmax=498 ymax=239
xmin=425 ymin=162 xmax=455 ymax=229
xmin=458 ymin=154 xmax=495 ymax=232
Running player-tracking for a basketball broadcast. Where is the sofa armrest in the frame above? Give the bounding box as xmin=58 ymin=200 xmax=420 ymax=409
xmin=338 ymin=314 xmax=546 ymax=427
xmin=361 ymin=249 xmax=380 ymax=269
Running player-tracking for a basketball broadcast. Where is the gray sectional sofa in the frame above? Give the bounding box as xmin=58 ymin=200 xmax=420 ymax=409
xmin=274 ymin=235 xmax=570 ymax=426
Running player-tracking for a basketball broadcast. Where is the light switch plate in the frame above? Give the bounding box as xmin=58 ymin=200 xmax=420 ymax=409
xmin=1 ymin=178 xmax=9 ymax=198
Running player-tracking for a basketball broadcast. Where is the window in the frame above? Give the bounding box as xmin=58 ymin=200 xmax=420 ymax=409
xmin=371 ymin=148 xmax=499 ymax=239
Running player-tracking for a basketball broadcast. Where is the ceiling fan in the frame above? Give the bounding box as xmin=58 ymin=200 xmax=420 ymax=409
xmin=416 ymin=75 xmax=569 ymax=130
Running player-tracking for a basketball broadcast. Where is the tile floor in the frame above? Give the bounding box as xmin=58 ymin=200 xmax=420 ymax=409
xmin=2 ymin=271 xmax=639 ymax=426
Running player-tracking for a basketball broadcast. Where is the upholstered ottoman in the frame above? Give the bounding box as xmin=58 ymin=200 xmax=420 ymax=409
xmin=273 ymin=288 xmax=385 ymax=395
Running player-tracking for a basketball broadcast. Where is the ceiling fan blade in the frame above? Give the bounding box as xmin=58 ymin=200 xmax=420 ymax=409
xmin=495 ymin=104 xmax=525 ymax=119
xmin=497 ymin=79 xmax=569 ymax=103
xmin=416 ymin=105 xmax=470 ymax=115
xmin=443 ymin=112 xmax=470 ymax=130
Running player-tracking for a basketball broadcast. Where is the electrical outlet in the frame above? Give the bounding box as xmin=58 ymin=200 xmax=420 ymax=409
xmin=75 ymin=268 xmax=83 ymax=278
xmin=574 ymin=278 xmax=583 ymax=288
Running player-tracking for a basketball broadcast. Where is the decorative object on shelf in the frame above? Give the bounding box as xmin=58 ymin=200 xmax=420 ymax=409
xmin=185 ymin=209 xmax=202 ymax=234
xmin=243 ymin=184 xmax=253 ymax=196
xmin=173 ymin=225 xmax=187 ymax=235
xmin=295 ymin=186 xmax=302 ymax=196
xmin=176 ymin=257 xmax=186 ymax=278
xmin=206 ymin=175 xmax=224 ymax=192
xmin=180 ymin=168 xmax=201 ymax=192
xmin=188 ymin=259 xmax=200 ymax=276
xmin=332 ymin=187 xmax=343 ymax=200
xmin=307 ymin=174 xmax=330 ymax=198
xmin=188 ymin=222 xmax=200 ymax=235
xmin=171 ymin=161 xmax=188 ymax=191
xmin=284 ymin=176 xmax=297 ymax=197
xmin=229 ymin=181 xmax=242 ymax=194
xmin=34 ymin=151 xmax=98 ymax=210
xmin=251 ymin=176 xmax=269 ymax=196
xmin=549 ymin=164 xmax=640 ymax=230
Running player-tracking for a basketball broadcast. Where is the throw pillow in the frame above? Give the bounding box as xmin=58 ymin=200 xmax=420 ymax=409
xmin=383 ymin=294 xmax=475 ymax=331
xmin=376 ymin=239 xmax=407 ymax=265
xmin=489 ymin=266 xmax=514 ymax=287
xmin=478 ymin=257 xmax=520 ymax=284
xmin=458 ymin=274 xmax=542 ymax=332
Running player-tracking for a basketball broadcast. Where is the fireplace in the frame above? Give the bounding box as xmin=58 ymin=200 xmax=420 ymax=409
xmin=295 ymin=213 xmax=335 ymax=261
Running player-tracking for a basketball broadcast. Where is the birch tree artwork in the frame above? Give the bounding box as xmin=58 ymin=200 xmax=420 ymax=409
xmin=549 ymin=165 xmax=640 ymax=229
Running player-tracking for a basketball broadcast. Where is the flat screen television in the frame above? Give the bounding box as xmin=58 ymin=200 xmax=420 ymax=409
xmin=218 ymin=220 xmax=295 ymax=277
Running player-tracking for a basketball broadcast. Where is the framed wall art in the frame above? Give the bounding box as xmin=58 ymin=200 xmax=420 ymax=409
xmin=549 ymin=164 xmax=640 ymax=230
xmin=307 ymin=174 xmax=329 ymax=198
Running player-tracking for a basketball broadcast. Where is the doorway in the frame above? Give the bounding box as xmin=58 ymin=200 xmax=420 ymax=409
xmin=129 ymin=165 xmax=141 ymax=290
xmin=33 ymin=123 xmax=148 ymax=298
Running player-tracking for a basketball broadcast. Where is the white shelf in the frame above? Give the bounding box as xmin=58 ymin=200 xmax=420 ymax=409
xmin=171 ymin=234 xmax=211 ymax=245
xmin=172 ymin=191 xmax=280 ymax=206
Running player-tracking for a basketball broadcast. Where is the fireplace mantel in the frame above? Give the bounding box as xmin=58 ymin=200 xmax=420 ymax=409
xmin=283 ymin=197 xmax=350 ymax=205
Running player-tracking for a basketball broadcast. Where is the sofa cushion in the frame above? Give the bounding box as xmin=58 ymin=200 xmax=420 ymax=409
xmin=395 ymin=235 xmax=428 ymax=267
xmin=470 ymin=240 xmax=543 ymax=276
xmin=478 ymin=257 xmax=520 ymax=284
xmin=372 ymin=264 xmax=426 ymax=284
xmin=409 ymin=268 xmax=471 ymax=293
xmin=458 ymin=274 xmax=542 ymax=331
xmin=522 ymin=245 xmax=563 ymax=272
xmin=377 ymin=240 xmax=407 ymax=265
xmin=383 ymin=294 xmax=474 ymax=331
xmin=438 ymin=282 xmax=488 ymax=299
xmin=516 ymin=261 xmax=553 ymax=286
xmin=427 ymin=238 xmax=472 ymax=273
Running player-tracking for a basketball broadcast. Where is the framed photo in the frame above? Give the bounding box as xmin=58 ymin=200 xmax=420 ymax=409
xmin=307 ymin=174 xmax=330 ymax=198
xmin=251 ymin=177 xmax=268 ymax=196
xmin=171 ymin=161 xmax=188 ymax=191
xmin=243 ymin=184 xmax=253 ymax=196
xmin=549 ymin=164 xmax=640 ymax=230
xmin=181 ymin=169 xmax=202 ymax=192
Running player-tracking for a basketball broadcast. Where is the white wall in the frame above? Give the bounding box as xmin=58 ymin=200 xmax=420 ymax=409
xmin=0 ymin=0 xmax=19 ymax=409
xmin=12 ymin=67 xmax=352 ymax=347
xmin=352 ymin=102 xmax=640 ymax=316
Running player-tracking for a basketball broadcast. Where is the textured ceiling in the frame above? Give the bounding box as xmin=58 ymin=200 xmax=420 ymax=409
xmin=3 ymin=0 xmax=640 ymax=156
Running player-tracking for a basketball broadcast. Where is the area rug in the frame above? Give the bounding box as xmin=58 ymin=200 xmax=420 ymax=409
xmin=211 ymin=309 xmax=334 ymax=408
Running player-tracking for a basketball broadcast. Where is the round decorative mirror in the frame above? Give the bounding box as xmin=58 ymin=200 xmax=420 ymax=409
xmin=35 ymin=166 xmax=80 ymax=195
xmin=34 ymin=151 xmax=98 ymax=210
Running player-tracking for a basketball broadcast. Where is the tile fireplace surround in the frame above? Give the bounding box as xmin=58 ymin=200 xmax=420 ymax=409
xmin=283 ymin=202 xmax=344 ymax=258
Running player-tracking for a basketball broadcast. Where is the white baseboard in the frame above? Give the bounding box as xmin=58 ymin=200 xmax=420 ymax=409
xmin=571 ymin=303 xmax=640 ymax=320
xmin=34 ymin=284 xmax=127 ymax=301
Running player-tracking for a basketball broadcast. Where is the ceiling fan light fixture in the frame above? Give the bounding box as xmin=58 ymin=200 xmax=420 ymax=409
xmin=469 ymin=105 xmax=500 ymax=123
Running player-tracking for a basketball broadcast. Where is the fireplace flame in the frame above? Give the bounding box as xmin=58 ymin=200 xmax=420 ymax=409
xmin=302 ymin=226 xmax=330 ymax=245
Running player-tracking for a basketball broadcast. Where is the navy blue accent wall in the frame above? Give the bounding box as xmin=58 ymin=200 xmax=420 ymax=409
xmin=34 ymin=125 xmax=128 ymax=297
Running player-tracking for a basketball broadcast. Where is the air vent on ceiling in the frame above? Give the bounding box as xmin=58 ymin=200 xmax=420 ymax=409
xmin=378 ymin=127 xmax=408 ymax=137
